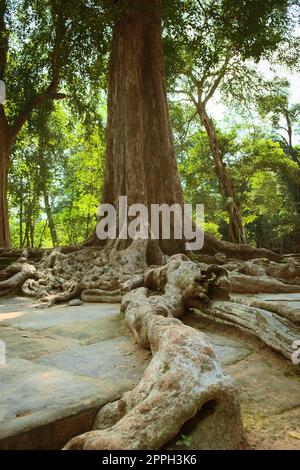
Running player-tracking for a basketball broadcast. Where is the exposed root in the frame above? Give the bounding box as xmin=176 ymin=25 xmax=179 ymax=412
xmin=198 ymin=300 xmax=300 ymax=360
xmin=202 ymin=232 xmax=282 ymax=261
xmin=245 ymin=299 xmax=300 ymax=325
xmin=234 ymin=258 xmax=300 ymax=284
xmin=0 ymin=253 xmax=37 ymax=296
xmin=1 ymin=240 xmax=299 ymax=450
xmin=229 ymin=272 xmax=300 ymax=294
xmin=81 ymin=289 xmax=121 ymax=303
xmin=64 ymin=270 xmax=242 ymax=450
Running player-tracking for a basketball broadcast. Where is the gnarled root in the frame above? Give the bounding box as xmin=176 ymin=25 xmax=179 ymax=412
xmin=123 ymin=254 xmax=231 ymax=309
xmin=245 ymin=300 xmax=300 ymax=325
xmin=18 ymin=240 xmax=162 ymax=306
xmin=198 ymin=300 xmax=300 ymax=361
xmin=229 ymin=272 xmax=300 ymax=294
xmin=0 ymin=254 xmax=37 ymax=297
xmin=202 ymin=232 xmax=282 ymax=261
xmin=221 ymin=257 xmax=300 ymax=292
xmin=81 ymin=289 xmax=121 ymax=303
xmin=64 ymin=295 xmax=242 ymax=450
xmin=64 ymin=258 xmax=242 ymax=450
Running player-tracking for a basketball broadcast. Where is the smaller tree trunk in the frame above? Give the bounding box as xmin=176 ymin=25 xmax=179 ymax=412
xmin=196 ymin=103 xmax=247 ymax=245
xmin=19 ymin=178 xmax=23 ymax=248
xmin=0 ymin=132 xmax=11 ymax=249
xmin=38 ymin=221 xmax=48 ymax=248
xmin=43 ymin=184 xmax=58 ymax=246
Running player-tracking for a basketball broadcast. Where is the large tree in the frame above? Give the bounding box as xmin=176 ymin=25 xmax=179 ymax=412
xmin=100 ymin=0 xmax=185 ymax=257
xmin=258 ymin=84 xmax=300 ymax=210
xmin=1 ymin=0 xmax=300 ymax=451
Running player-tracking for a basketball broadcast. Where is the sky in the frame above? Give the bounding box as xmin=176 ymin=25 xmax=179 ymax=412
xmin=208 ymin=66 xmax=300 ymax=144
xmin=208 ymin=24 xmax=300 ymax=144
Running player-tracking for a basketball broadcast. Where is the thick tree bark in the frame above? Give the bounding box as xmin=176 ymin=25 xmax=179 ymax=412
xmin=0 ymin=2 xmax=10 ymax=249
xmin=196 ymin=102 xmax=247 ymax=245
xmin=19 ymin=178 xmax=23 ymax=248
xmin=97 ymin=0 xmax=184 ymax=255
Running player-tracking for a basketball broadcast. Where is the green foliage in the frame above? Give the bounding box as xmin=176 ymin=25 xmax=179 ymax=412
xmin=171 ymin=98 xmax=300 ymax=248
xmin=4 ymin=0 xmax=300 ymax=252
xmin=8 ymin=100 xmax=105 ymax=247
xmin=164 ymin=0 xmax=295 ymax=87
xmin=56 ymin=112 xmax=105 ymax=245
xmin=176 ymin=433 xmax=192 ymax=448
xmin=3 ymin=0 xmax=109 ymax=125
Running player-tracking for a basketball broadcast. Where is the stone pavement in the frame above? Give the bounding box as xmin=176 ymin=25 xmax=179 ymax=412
xmin=0 ymin=297 xmax=150 ymax=449
xmin=0 ymin=295 xmax=299 ymax=450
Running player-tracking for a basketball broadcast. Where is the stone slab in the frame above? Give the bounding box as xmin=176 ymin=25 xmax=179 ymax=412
xmin=40 ymin=316 xmax=124 ymax=345
xmin=1 ymin=302 xmax=121 ymax=331
xmin=227 ymin=352 xmax=300 ymax=450
xmin=207 ymin=332 xmax=253 ymax=366
xmin=185 ymin=311 xmax=253 ymax=366
xmin=0 ymin=296 xmax=38 ymax=323
xmin=0 ymin=326 xmax=81 ymax=360
xmin=228 ymin=352 xmax=300 ymax=417
xmin=0 ymin=357 xmax=124 ymax=445
xmin=0 ymin=299 xmax=148 ymax=449
xmin=37 ymin=336 xmax=150 ymax=384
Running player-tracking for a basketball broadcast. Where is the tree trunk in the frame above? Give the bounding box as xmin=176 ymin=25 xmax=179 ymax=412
xmin=84 ymin=0 xmax=279 ymax=263
xmin=19 ymin=178 xmax=23 ymax=248
xmin=196 ymin=103 xmax=247 ymax=245
xmin=0 ymin=131 xmax=11 ymax=249
xmin=43 ymin=184 xmax=58 ymax=246
xmin=99 ymin=0 xmax=184 ymax=255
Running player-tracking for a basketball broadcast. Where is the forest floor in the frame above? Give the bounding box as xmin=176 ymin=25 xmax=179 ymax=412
xmin=0 ymin=296 xmax=299 ymax=450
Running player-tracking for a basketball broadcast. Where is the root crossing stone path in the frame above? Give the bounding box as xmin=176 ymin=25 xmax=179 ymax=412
xmin=0 ymin=296 xmax=299 ymax=450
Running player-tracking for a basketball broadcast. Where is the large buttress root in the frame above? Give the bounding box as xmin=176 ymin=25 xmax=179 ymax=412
xmin=202 ymin=232 xmax=282 ymax=261
xmin=64 ymin=283 xmax=242 ymax=450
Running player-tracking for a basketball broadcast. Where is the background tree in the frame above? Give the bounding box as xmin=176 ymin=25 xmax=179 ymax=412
xmin=0 ymin=0 xmax=108 ymax=248
xmin=165 ymin=0 xmax=294 ymax=244
xmin=8 ymin=100 xmax=105 ymax=248
xmin=258 ymin=83 xmax=300 ymax=211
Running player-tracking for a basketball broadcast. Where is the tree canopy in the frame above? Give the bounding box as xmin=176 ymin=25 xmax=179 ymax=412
xmin=1 ymin=0 xmax=300 ymax=251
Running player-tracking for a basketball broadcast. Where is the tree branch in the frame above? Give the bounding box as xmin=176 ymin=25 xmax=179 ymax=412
xmin=10 ymin=9 xmax=67 ymax=142
xmin=203 ymin=54 xmax=231 ymax=106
